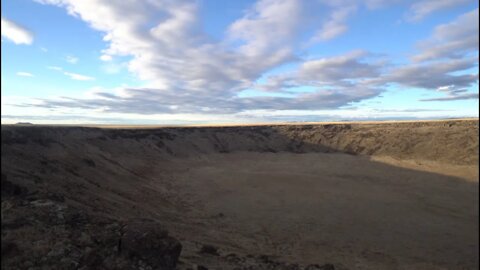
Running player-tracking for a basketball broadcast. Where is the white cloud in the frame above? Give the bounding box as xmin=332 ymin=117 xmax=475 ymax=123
xmin=361 ymin=8 xmax=480 ymax=97
xmin=31 ymin=50 xmax=384 ymax=114
xmin=65 ymin=55 xmax=79 ymax=64
xmin=101 ymin=61 xmax=126 ymax=74
xmin=418 ymin=81 xmax=479 ymax=102
xmin=308 ymin=0 xmax=399 ymax=43
xmin=297 ymin=50 xmax=379 ymax=82
xmin=63 ymin=72 xmax=95 ymax=81
xmin=311 ymin=5 xmax=357 ymax=42
xmin=47 ymin=66 xmax=63 ymax=71
xmin=100 ymin=54 xmax=112 ymax=61
xmin=16 ymin=72 xmax=34 ymax=77
xmin=412 ymin=8 xmax=479 ymax=62
xmin=407 ymin=0 xmax=472 ymax=22
xmin=227 ymin=0 xmax=303 ymax=59
xmin=47 ymin=65 xmax=94 ymax=80
xmin=259 ymin=50 xmax=381 ymax=92
xmin=1 ymin=17 xmax=34 ymax=45
xmin=421 ymin=93 xmax=478 ymax=101
xmin=34 ymin=0 xmax=313 ymax=107
xmin=376 ymin=57 xmax=478 ymax=90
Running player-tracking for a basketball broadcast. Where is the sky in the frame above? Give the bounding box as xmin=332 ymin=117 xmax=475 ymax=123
xmin=1 ymin=0 xmax=479 ymax=125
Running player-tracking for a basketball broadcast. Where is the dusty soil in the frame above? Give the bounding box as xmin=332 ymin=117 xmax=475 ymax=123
xmin=1 ymin=119 xmax=478 ymax=269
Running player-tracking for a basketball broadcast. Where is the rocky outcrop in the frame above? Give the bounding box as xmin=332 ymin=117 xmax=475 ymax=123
xmin=1 ymin=191 xmax=182 ymax=270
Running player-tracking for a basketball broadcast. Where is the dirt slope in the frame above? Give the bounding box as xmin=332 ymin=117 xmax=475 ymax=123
xmin=1 ymin=119 xmax=478 ymax=269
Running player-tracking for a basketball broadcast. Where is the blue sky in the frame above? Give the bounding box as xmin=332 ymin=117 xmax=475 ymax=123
xmin=1 ymin=0 xmax=478 ymax=124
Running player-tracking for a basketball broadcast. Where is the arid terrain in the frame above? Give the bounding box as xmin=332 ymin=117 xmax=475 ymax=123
xmin=1 ymin=119 xmax=479 ymax=270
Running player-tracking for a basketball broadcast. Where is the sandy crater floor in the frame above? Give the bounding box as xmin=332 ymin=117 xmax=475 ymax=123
xmin=164 ymin=152 xmax=478 ymax=269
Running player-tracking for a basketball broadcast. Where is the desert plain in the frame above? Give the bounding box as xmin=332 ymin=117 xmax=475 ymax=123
xmin=1 ymin=119 xmax=478 ymax=269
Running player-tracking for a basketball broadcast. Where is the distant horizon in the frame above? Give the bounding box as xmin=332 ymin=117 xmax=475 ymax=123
xmin=2 ymin=116 xmax=478 ymax=127
xmin=2 ymin=0 xmax=479 ymax=124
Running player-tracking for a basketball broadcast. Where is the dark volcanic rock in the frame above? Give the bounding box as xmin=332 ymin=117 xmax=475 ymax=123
xmin=120 ymin=220 xmax=182 ymax=269
xmin=1 ymin=174 xmax=28 ymax=197
xmin=199 ymin=244 xmax=220 ymax=256
xmin=305 ymin=264 xmax=335 ymax=270
xmin=82 ymin=158 xmax=96 ymax=167
xmin=1 ymin=241 xmax=20 ymax=258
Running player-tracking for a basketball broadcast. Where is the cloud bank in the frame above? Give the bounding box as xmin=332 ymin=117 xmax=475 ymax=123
xmin=23 ymin=0 xmax=479 ymax=116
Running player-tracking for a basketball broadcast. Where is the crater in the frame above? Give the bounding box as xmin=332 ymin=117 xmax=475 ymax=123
xmin=1 ymin=120 xmax=478 ymax=269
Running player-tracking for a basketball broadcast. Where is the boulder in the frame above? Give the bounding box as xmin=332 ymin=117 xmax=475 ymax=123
xmin=120 ymin=220 xmax=182 ymax=269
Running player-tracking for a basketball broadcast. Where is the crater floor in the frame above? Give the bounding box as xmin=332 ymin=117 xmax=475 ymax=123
xmin=166 ymin=152 xmax=479 ymax=269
